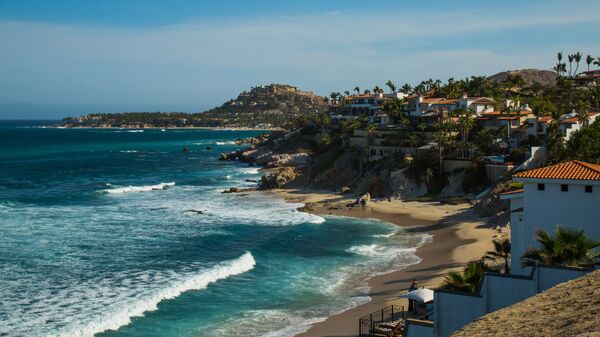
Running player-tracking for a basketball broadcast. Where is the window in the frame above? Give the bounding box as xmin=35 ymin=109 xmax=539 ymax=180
xmin=585 ymin=185 xmax=593 ymax=193
xmin=537 ymin=183 xmax=545 ymax=191
xmin=561 ymin=184 xmax=569 ymax=192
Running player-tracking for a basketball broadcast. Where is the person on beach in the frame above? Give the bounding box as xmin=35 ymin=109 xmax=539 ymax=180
xmin=408 ymin=279 xmax=418 ymax=312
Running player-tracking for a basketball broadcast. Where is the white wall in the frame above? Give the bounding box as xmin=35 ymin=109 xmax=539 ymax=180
xmin=432 ymin=266 xmax=592 ymax=337
xmin=512 ymin=179 xmax=600 ymax=274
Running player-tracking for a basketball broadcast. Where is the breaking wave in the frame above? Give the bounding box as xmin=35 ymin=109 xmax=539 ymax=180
xmin=102 ymin=182 xmax=175 ymax=194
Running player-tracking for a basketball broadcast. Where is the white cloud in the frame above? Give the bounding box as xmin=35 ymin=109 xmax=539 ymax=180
xmin=1 ymin=3 xmax=600 ymax=115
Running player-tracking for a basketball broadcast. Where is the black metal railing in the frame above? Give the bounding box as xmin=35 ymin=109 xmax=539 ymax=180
xmin=358 ymin=305 xmax=406 ymax=337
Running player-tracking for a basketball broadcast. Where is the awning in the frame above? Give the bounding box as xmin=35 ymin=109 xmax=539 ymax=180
xmin=400 ymin=288 xmax=434 ymax=303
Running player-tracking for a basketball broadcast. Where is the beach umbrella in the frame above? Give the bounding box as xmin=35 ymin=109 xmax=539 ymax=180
xmin=400 ymin=288 xmax=434 ymax=303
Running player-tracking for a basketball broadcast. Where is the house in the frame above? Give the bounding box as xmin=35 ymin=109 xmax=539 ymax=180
xmin=558 ymin=112 xmax=599 ymax=140
xmin=476 ymin=106 xmax=535 ymax=147
xmin=402 ymin=96 xmax=495 ymax=119
xmin=574 ymin=69 xmax=600 ymax=86
xmin=402 ymin=160 xmax=600 ymax=337
xmin=503 ymin=160 xmax=600 ymax=274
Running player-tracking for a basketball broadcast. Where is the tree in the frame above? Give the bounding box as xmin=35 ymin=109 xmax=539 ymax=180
xmin=521 ymin=226 xmax=600 ymax=268
xmin=401 ymin=83 xmax=412 ymax=94
xmin=385 ymin=80 xmax=396 ymax=93
xmin=573 ymin=52 xmax=582 ymax=75
xmin=457 ymin=108 xmax=476 ymax=157
xmin=441 ymin=261 xmax=488 ymax=293
xmin=568 ymin=54 xmax=575 ymax=77
xmin=433 ymin=129 xmax=449 ymax=174
xmin=483 ymin=239 xmax=511 ymax=274
xmin=354 ymin=86 xmax=360 ymax=95
xmin=594 ymin=57 xmax=600 ymax=67
xmin=565 ymin=118 xmax=600 ymax=163
xmin=586 ymin=54 xmax=594 ymax=72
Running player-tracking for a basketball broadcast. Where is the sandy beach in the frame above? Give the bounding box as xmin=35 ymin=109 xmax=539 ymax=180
xmin=272 ymin=188 xmax=499 ymax=337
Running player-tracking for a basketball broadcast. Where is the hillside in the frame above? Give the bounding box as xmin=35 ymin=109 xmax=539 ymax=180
xmin=488 ymin=68 xmax=557 ymax=86
xmin=202 ymin=84 xmax=327 ymax=126
xmin=61 ymin=84 xmax=327 ymax=129
xmin=452 ymin=269 xmax=600 ymax=337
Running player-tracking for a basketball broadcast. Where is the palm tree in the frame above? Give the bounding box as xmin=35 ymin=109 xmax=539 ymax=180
xmin=586 ymin=55 xmax=594 ymax=72
xmin=354 ymin=86 xmax=360 ymax=95
xmin=373 ymin=86 xmax=382 ymax=95
xmin=483 ymin=239 xmax=511 ymax=274
xmin=568 ymin=54 xmax=575 ymax=77
xmin=441 ymin=261 xmax=488 ymax=293
xmin=385 ymin=80 xmax=396 ymax=93
xmin=364 ymin=89 xmax=371 ymax=95
xmin=330 ymin=92 xmax=338 ymax=103
xmin=594 ymin=57 xmax=600 ymax=68
xmin=521 ymin=226 xmax=600 ymax=268
xmin=344 ymin=90 xmax=350 ymax=97
xmin=573 ymin=52 xmax=582 ymax=75
xmin=557 ymin=52 xmax=563 ymax=64
xmin=578 ymin=110 xmax=590 ymax=127
xmin=401 ymin=83 xmax=412 ymax=95
xmin=457 ymin=108 xmax=476 ymax=157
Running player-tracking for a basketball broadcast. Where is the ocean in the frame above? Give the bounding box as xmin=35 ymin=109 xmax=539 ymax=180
xmin=0 ymin=121 xmax=429 ymax=337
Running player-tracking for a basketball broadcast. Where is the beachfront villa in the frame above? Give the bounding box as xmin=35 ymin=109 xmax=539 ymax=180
xmin=360 ymin=160 xmax=600 ymax=337
xmin=396 ymin=160 xmax=600 ymax=337
xmin=401 ymin=95 xmax=495 ymax=118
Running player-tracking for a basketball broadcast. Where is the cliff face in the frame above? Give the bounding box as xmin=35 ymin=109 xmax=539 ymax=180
xmin=452 ymin=269 xmax=600 ymax=337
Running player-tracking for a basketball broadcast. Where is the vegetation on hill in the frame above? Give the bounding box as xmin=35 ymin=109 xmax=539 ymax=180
xmin=61 ymin=84 xmax=327 ymax=128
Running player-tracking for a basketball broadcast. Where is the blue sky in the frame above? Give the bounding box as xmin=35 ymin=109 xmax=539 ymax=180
xmin=1 ymin=0 xmax=600 ymax=119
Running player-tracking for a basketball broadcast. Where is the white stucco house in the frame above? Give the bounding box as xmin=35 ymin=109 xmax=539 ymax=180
xmin=502 ymin=160 xmax=600 ymax=274
xmin=404 ymin=160 xmax=600 ymax=337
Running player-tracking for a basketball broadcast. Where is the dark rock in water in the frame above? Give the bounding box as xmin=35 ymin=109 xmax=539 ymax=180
xmin=219 ymin=151 xmax=240 ymax=161
xmin=245 ymin=179 xmax=258 ymax=183
xmin=228 ymin=187 xmax=240 ymax=193
xmin=258 ymin=167 xmax=298 ymax=190
xmin=185 ymin=209 xmax=205 ymax=214
xmin=296 ymin=203 xmax=314 ymax=212
xmin=206 ymin=146 xmax=212 ymax=150
xmin=182 ymin=147 xmax=190 ymax=152
xmin=222 ymin=187 xmax=256 ymax=194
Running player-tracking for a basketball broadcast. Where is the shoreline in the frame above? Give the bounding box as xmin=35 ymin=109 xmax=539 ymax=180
xmin=47 ymin=125 xmax=282 ymax=131
xmin=271 ymin=188 xmax=498 ymax=337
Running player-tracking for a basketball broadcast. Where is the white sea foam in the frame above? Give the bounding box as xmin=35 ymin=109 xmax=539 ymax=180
xmin=56 ymin=252 xmax=256 ymax=337
xmin=347 ymin=244 xmax=416 ymax=258
xmin=102 ymin=182 xmax=175 ymax=194
xmin=215 ymin=141 xmax=236 ymax=145
xmin=126 ymin=129 xmax=144 ymax=133
xmin=119 ymin=150 xmax=138 ymax=153
xmin=240 ymin=167 xmax=260 ymax=174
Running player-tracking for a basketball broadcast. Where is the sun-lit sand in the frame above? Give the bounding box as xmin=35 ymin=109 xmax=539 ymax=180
xmin=271 ymin=188 xmax=498 ymax=337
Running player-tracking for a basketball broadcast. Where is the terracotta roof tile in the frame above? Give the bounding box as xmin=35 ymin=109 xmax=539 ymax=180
xmin=513 ymin=160 xmax=600 ymax=181
xmin=500 ymin=189 xmax=524 ymax=195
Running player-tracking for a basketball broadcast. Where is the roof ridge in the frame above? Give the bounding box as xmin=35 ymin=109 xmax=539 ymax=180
xmin=513 ymin=160 xmax=600 ymax=181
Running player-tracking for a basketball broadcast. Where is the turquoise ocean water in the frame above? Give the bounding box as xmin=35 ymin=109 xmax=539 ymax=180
xmin=0 ymin=121 xmax=428 ymax=337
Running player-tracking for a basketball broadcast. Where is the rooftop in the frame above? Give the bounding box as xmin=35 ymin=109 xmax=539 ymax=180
xmin=513 ymin=160 xmax=600 ymax=181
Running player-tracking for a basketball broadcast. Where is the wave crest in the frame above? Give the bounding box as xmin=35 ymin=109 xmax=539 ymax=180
xmin=102 ymin=182 xmax=175 ymax=194
xmin=60 ymin=252 xmax=256 ymax=337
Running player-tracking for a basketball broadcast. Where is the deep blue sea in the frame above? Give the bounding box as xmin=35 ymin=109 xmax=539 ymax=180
xmin=0 ymin=121 xmax=428 ymax=337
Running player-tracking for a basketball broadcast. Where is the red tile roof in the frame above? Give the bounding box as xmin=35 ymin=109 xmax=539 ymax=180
xmin=560 ymin=117 xmax=579 ymax=124
xmin=513 ymin=160 xmax=600 ymax=181
xmin=500 ymin=189 xmax=524 ymax=196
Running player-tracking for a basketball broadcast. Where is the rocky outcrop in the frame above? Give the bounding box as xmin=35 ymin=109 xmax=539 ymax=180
xmin=388 ymin=168 xmax=427 ymax=199
xmin=258 ymin=167 xmax=299 ymax=190
xmin=441 ymin=171 xmax=466 ymax=197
